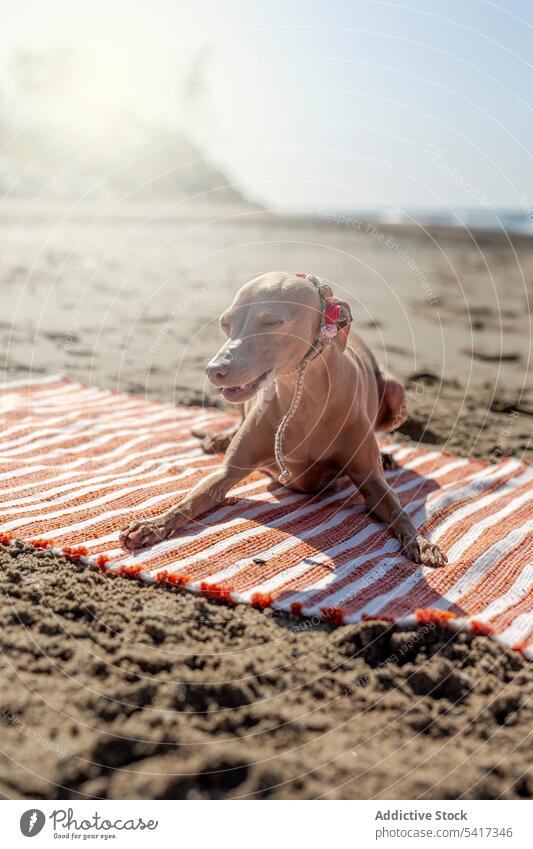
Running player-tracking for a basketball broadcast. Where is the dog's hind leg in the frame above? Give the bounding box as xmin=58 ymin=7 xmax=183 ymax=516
xmin=191 ymin=422 xmax=241 ymax=454
xmin=375 ymin=369 xmax=406 ymax=433
xmin=374 ymin=370 xmax=406 ymax=470
xmin=381 ymin=451 xmax=399 ymax=471
xmin=191 ymin=404 xmax=244 ymax=454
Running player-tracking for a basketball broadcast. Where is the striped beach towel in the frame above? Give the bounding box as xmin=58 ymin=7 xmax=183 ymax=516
xmin=0 ymin=374 xmax=531 ymax=658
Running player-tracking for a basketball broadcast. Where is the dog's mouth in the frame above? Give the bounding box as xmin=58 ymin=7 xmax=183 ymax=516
xmin=220 ymin=370 xmax=273 ymax=403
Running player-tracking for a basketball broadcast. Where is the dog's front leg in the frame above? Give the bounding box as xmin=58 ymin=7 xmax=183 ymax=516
xmin=341 ymin=424 xmax=447 ymax=567
xmin=119 ymin=418 xmax=268 ymax=551
xmin=354 ymin=473 xmax=447 ymax=566
xmin=119 ymin=465 xmax=243 ymax=550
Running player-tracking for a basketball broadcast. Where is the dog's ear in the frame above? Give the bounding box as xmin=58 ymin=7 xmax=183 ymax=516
xmin=324 ymin=298 xmax=353 ymax=352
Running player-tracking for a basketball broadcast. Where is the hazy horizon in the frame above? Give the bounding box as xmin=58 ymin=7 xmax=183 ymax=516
xmin=1 ymin=0 xmax=532 ymax=218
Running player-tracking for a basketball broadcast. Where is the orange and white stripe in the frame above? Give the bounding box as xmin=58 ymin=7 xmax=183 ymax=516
xmin=1 ymin=374 xmax=531 ymax=659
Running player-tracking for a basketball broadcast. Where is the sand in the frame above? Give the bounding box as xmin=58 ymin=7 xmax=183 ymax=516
xmin=0 ymin=200 xmax=532 ymax=799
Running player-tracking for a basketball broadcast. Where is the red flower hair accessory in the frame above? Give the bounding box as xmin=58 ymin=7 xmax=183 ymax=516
xmin=322 ymin=302 xmax=343 ymax=337
xmin=322 ymin=298 xmax=352 ymax=339
xmin=296 ymin=272 xmax=353 ymax=339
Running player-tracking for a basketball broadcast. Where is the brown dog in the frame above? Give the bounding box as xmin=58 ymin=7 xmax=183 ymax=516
xmin=120 ymin=271 xmax=447 ymax=567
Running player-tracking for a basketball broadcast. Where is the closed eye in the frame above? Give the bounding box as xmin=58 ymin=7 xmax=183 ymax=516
xmin=261 ymin=318 xmax=284 ymax=327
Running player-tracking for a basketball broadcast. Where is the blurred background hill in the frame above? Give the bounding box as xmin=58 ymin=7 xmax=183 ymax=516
xmin=0 ymin=46 xmax=246 ymax=204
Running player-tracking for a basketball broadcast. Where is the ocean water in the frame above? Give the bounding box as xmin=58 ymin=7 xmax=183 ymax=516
xmin=371 ymin=208 xmax=533 ymax=236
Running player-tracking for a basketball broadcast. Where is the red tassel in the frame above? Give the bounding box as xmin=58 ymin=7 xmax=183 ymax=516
xmin=201 ymin=581 xmax=233 ymax=603
xmin=0 ymin=532 xmax=13 ymax=546
xmin=171 ymin=574 xmax=190 ymax=587
xmin=29 ymin=538 xmax=51 ymax=549
xmin=290 ymin=601 xmax=303 ymax=617
xmin=321 ymin=606 xmax=345 ymax=625
xmin=63 ymin=545 xmax=89 ymax=562
xmin=116 ymin=564 xmax=144 ymax=577
xmin=251 ymin=592 xmax=272 ymax=610
xmin=416 ymin=608 xmax=456 ymax=627
xmin=470 ymin=619 xmax=493 ymax=636
xmin=161 ymin=572 xmax=190 ymax=587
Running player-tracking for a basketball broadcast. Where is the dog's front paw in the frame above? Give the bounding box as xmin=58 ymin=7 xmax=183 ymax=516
xmin=120 ymin=513 xmax=175 ymax=551
xmin=401 ymin=534 xmax=448 ymax=568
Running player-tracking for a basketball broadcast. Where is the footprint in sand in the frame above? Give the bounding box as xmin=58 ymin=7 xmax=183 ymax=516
xmin=465 ymin=348 xmax=521 ymax=363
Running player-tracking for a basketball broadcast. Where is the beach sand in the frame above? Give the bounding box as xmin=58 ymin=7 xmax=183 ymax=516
xmin=0 ymin=200 xmax=532 ymax=799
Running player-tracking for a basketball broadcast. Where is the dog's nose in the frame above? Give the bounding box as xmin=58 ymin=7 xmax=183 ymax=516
xmin=205 ymin=360 xmax=230 ymax=385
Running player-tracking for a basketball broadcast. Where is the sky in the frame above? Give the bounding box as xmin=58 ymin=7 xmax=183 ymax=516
xmin=1 ymin=0 xmax=532 ymax=213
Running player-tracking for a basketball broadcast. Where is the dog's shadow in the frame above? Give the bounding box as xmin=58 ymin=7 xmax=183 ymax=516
xmin=223 ymin=462 xmax=468 ymax=621
xmin=132 ymin=459 xmax=467 ymax=621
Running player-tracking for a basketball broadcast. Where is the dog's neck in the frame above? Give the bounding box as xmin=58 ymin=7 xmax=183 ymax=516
xmin=274 ymin=342 xmax=339 ymax=408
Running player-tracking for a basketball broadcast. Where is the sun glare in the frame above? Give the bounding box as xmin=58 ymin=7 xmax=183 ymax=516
xmin=8 ymin=38 xmax=169 ymax=148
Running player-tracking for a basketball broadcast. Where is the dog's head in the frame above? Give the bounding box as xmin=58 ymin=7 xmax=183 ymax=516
xmin=205 ymin=271 xmax=352 ymax=403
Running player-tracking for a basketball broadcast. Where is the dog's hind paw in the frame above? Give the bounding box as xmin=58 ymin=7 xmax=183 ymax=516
xmin=201 ymin=432 xmax=233 ymax=454
xmin=381 ymin=451 xmax=399 ymax=471
xmin=192 ymin=426 xmax=238 ymax=454
xmin=402 ymin=534 xmax=448 ymax=568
